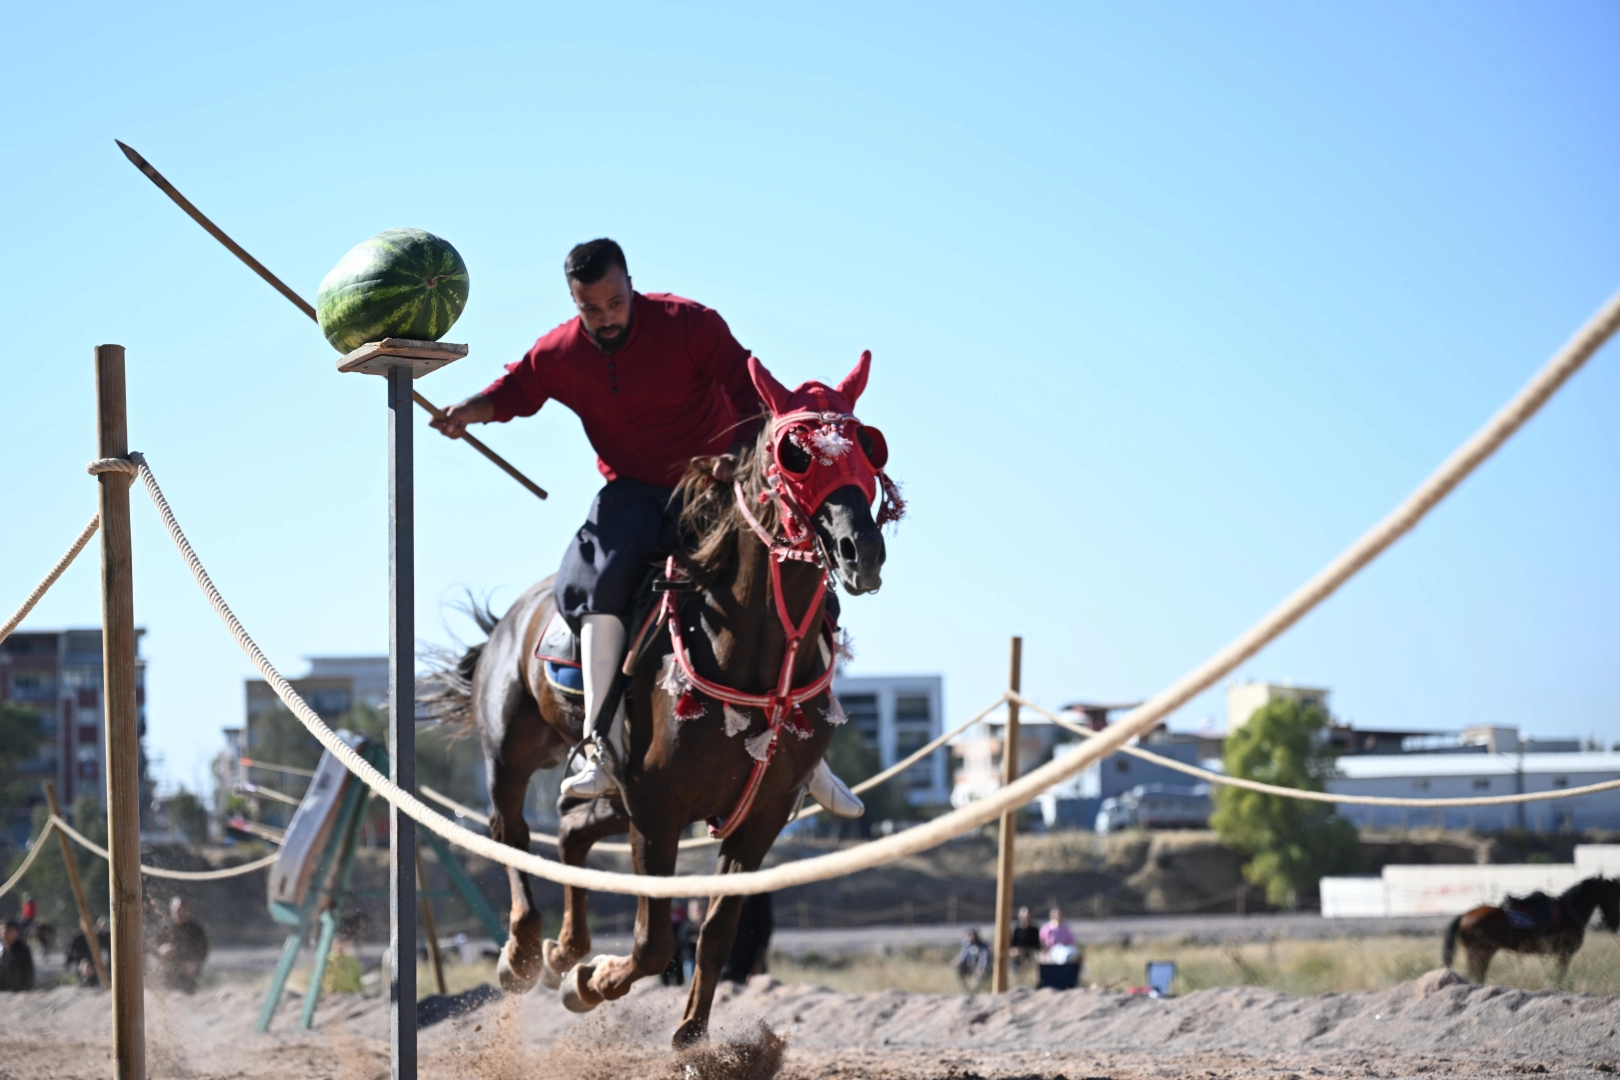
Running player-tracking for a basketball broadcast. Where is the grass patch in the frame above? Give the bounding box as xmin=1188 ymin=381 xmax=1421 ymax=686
xmin=770 ymin=932 xmax=1620 ymax=997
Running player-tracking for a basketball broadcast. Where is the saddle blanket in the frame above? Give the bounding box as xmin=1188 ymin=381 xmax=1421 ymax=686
xmin=536 ymin=611 xmax=583 ymax=696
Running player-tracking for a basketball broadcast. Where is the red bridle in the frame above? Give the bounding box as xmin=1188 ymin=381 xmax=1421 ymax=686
xmin=649 ymin=352 xmax=900 ymax=839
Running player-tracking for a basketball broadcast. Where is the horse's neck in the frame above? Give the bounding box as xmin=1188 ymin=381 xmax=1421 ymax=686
xmin=706 ymin=531 xmax=826 ymax=689
xmin=1560 ymin=880 xmax=1597 ymax=919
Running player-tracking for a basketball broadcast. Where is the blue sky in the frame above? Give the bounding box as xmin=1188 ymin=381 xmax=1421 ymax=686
xmin=4 ymin=3 xmax=1617 ymax=794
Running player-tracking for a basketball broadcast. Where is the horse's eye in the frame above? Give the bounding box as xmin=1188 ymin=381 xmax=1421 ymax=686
xmin=856 ymin=425 xmax=888 ymax=469
xmin=778 ymin=433 xmax=812 ymax=474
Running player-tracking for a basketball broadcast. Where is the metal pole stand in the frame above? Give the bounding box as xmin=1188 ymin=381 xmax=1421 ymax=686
xmin=338 ymin=337 xmax=465 ymax=1080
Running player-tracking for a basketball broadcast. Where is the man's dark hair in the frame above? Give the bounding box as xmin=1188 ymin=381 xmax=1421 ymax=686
xmin=564 ymin=239 xmax=628 ymax=285
xmin=1 ymin=920 xmax=17 ymax=932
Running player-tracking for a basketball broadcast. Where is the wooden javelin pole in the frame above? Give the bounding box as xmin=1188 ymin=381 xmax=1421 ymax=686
xmin=45 ymin=781 xmax=108 ymax=991
xmin=991 ymin=636 xmax=1022 ymax=993
xmin=113 ymin=140 xmax=547 ymax=502
xmin=94 ymin=343 xmax=146 ymax=1080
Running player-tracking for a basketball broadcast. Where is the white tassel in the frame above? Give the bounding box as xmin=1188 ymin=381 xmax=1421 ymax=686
xmin=723 ymin=703 xmax=751 ymax=738
xmin=745 ymin=729 xmax=775 ymax=762
xmin=660 ymin=655 xmax=692 ymax=698
xmin=824 ymin=696 xmax=848 ymax=727
xmin=835 ymin=629 xmax=855 ymax=663
xmin=808 ymin=424 xmax=853 ymax=463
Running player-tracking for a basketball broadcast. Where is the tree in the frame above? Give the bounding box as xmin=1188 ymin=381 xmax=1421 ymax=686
xmin=0 ymin=702 xmax=44 ymax=816
xmin=167 ymin=787 xmax=211 ymax=846
xmin=6 ymin=794 xmax=110 ymax=924
xmin=1211 ymin=698 xmax=1361 ymax=908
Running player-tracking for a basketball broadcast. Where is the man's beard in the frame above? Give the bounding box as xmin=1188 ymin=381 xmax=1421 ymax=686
xmin=587 ymin=319 xmax=631 ymax=355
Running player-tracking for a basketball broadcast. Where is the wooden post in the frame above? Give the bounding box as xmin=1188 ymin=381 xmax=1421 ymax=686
xmin=94 ymin=343 xmax=145 ymax=1080
xmin=991 ymin=636 xmax=1022 ymax=993
xmin=416 ymin=845 xmax=446 ymax=996
xmin=45 ymin=781 xmax=108 ymax=990
xmin=339 ymin=338 xmax=463 ymax=1080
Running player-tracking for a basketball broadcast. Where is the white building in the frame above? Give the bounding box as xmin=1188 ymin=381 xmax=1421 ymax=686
xmin=1329 ymin=752 xmax=1620 ymax=833
xmin=832 ymin=673 xmax=948 ymax=806
xmin=1226 ymin=680 xmax=1330 ymax=730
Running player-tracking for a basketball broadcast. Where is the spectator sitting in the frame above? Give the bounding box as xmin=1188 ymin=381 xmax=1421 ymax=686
xmin=955 ymin=928 xmax=990 ymax=992
xmin=150 ymin=896 xmax=209 ymax=994
xmin=1009 ymin=906 xmax=1040 ymax=968
xmin=65 ymin=916 xmax=110 ymax=988
xmin=0 ymin=919 xmax=36 ymax=992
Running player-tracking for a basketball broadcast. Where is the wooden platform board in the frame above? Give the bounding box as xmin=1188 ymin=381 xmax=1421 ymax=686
xmin=336 ymin=338 xmax=467 ymax=378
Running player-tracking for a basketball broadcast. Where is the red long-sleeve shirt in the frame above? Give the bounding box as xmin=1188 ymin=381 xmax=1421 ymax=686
xmin=482 ymin=292 xmax=762 ymax=487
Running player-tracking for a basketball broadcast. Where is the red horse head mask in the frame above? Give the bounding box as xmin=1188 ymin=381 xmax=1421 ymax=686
xmin=748 ymin=350 xmax=904 ymax=527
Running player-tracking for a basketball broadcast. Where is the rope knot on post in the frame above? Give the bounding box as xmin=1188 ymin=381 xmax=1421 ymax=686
xmin=87 ymin=453 xmax=143 ymax=478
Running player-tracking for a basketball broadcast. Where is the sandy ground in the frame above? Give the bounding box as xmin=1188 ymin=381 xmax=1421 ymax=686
xmin=4 ymin=967 xmax=1620 ymax=1080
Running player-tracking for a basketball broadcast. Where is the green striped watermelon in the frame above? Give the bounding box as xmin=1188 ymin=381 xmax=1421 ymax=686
xmin=316 ymin=228 xmax=470 ymax=353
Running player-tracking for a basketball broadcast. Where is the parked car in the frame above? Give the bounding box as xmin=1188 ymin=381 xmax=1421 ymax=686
xmin=1094 ymin=784 xmax=1212 ymax=834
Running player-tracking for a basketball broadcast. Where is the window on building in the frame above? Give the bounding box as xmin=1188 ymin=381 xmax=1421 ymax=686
xmin=837 ymin=693 xmax=880 ymax=751
xmin=1472 ymin=778 xmax=1491 ymax=790
xmin=1553 ymin=777 xmax=1569 ymax=788
xmin=1412 ymin=778 xmax=1431 ymax=791
xmin=1115 ymin=759 xmax=1131 ymax=774
xmin=306 ymin=690 xmax=353 ymax=717
xmin=8 ymin=672 xmax=56 ymax=701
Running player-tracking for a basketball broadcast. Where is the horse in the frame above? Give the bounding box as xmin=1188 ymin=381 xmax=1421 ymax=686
xmin=427 ymin=352 xmax=898 ymax=1047
xmin=1441 ymin=875 xmax=1620 ymax=985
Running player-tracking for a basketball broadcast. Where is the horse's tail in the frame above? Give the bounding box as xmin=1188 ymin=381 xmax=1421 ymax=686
xmin=417 ymin=593 xmax=502 ymax=727
xmin=1441 ymin=914 xmax=1462 ymax=969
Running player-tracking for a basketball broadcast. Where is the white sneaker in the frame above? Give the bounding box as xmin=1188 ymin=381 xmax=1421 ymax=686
xmin=808 ymin=759 xmax=864 ymax=818
xmin=560 ymin=754 xmax=617 ymax=799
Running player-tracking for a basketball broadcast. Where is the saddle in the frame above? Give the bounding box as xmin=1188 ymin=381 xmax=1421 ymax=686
xmin=534 ymin=565 xmax=692 ymax=699
xmin=1503 ymin=891 xmax=1561 ymax=932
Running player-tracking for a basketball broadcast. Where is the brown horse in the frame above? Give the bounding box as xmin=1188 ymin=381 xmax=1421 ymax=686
xmin=427 ymin=355 xmax=892 ymax=1047
xmin=1441 ymin=875 xmax=1620 ymax=984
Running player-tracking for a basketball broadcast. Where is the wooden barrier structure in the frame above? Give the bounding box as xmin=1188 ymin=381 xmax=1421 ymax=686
xmin=45 ymin=780 xmax=108 ymax=990
xmin=94 ymin=343 xmax=146 ymax=1080
xmin=991 ymin=636 xmax=1022 ymax=993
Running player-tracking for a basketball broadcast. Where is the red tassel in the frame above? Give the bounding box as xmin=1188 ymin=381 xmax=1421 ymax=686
xmin=876 ymin=471 xmax=906 ymax=527
xmin=676 ymin=691 xmax=706 ymax=721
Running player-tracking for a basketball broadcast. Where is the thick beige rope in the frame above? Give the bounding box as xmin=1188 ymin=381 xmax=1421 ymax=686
xmin=419 ymin=694 xmax=1009 ymax=854
xmin=0 ymin=821 xmax=57 ymax=898
xmin=50 ymin=815 xmax=280 ymax=881
xmin=0 ymin=514 xmax=100 ymax=646
xmin=134 ymin=284 xmax=1620 ymax=897
xmin=1016 ymin=693 xmax=1620 ymax=809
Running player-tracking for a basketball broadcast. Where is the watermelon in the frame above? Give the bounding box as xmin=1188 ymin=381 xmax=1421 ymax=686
xmin=316 ymin=228 xmax=470 ymax=353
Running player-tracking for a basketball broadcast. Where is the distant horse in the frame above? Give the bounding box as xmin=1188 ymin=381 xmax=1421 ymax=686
xmin=428 ymin=353 xmax=896 ymax=1047
xmin=1442 ymin=875 xmax=1620 ymax=984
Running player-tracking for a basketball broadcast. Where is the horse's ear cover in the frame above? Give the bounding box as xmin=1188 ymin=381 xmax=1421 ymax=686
xmin=748 ymin=356 xmax=794 ymax=416
xmin=834 ymin=350 xmax=872 ymax=409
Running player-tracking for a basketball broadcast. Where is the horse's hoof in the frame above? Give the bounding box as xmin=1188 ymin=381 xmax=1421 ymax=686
xmin=539 ymin=939 xmax=570 ymax=991
xmin=496 ymin=944 xmax=540 ymax=995
xmin=561 ymin=962 xmax=602 ymax=1014
xmin=672 ymin=1018 xmax=707 ymax=1049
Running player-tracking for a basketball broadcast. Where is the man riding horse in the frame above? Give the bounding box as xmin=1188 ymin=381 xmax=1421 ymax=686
xmin=430 ymin=238 xmax=862 ymax=817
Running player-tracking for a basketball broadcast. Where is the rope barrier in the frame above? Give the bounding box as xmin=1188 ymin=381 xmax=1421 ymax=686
xmin=49 ymin=816 xmax=280 ymax=881
xmin=116 ymin=283 xmax=1620 ymax=896
xmin=0 ymin=822 xmax=57 ymax=898
xmin=417 ymin=694 xmax=1007 ymax=854
xmin=1 ymin=815 xmax=279 ymax=894
xmin=1017 ymin=693 xmax=1620 ymax=808
xmin=0 ymin=514 xmax=100 ymax=646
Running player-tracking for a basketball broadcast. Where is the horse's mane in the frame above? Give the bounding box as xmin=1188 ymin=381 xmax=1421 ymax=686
xmin=672 ymin=417 xmax=779 ymax=575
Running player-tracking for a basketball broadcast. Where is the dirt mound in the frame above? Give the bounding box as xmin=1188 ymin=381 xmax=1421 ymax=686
xmin=4 ymin=970 xmax=1618 ymax=1078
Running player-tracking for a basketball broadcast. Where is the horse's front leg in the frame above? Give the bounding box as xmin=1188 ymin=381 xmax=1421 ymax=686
xmin=674 ymin=814 xmax=782 ymax=1049
xmin=542 ymin=795 xmax=629 ymax=990
xmin=563 ymin=816 xmax=680 ymax=1012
